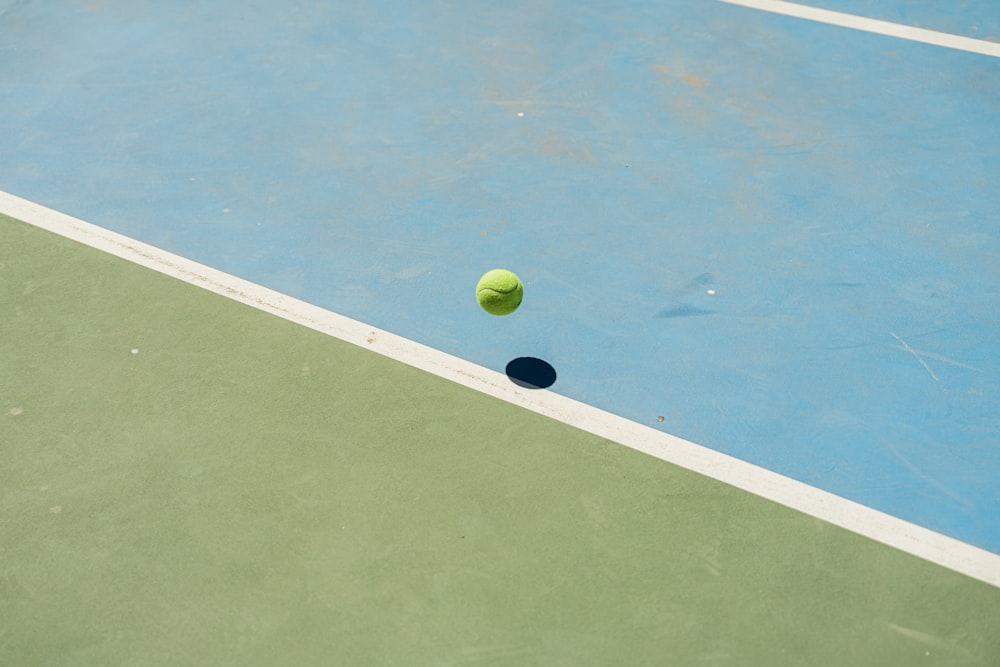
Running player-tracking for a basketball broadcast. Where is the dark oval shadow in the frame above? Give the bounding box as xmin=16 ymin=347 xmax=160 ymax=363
xmin=505 ymin=357 xmax=557 ymax=389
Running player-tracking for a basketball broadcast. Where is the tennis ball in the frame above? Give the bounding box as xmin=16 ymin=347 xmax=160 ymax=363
xmin=476 ymin=269 xmax=523 ymax=316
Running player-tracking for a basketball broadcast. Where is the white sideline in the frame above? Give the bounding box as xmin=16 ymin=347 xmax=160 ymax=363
xmin=2 ymin=189 xmax=999 ymax=589
xmin=720 ymin=0 xmax=1000 ymax=58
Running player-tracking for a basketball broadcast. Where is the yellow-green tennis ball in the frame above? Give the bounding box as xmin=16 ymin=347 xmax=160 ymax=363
xmin=476 ymin=269 xmax=523 ymax=316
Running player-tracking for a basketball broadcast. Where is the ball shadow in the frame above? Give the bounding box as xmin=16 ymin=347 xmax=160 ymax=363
xmin=505 ymin=357 xmax=557 ymax=389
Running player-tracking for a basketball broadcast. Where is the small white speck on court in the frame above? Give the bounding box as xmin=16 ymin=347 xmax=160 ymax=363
xmin=50 ymin=506 xmax=62 ymax=514
xmin=707 ymin=290 xmax=716 ymax=295
xmin=517 ymin=112 xmax=525 ymax=117
xmin=131 ymin=349 xmax=139 ymax=355
xmin=9 ymin=407 xmax=24 ymax=416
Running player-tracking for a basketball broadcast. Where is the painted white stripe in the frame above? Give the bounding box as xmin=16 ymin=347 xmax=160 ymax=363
xmin=720 ymin=0 xmax=1000 ymax=58
xmin=3 ymin=189 xmax=1000 ymax=589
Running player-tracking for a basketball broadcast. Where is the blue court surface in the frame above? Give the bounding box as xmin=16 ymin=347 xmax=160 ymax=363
xmin=2 ymin=0 xmax=998 ymax=574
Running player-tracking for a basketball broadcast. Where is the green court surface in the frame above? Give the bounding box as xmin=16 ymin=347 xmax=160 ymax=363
xmin=2 ymin=216 xmax=999 ymax=665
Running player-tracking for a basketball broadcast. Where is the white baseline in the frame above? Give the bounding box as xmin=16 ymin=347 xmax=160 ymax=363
xmin=721 ymin=0 xmax=1000 ymax=58
xmin=2 ymin=189 xmax=999 ymax=589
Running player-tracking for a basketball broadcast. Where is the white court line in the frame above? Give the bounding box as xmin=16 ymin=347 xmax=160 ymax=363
xmin=720 ymin=0 xmax=1000 ymax=58
xmin=3 ymin=188 xmax=1000 ymax=589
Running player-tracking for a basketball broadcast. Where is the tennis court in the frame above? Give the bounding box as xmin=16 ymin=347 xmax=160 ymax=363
xmin=2 ymin=1 xmax=999 ymax=664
